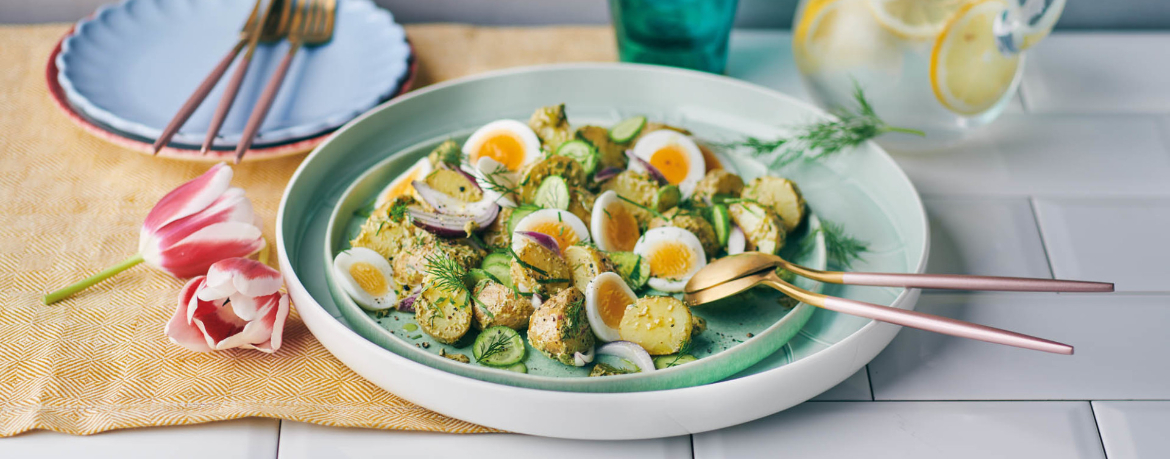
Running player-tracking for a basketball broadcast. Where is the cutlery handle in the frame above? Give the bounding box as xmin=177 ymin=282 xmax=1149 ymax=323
xmin=151 ymin=40 xmax=246 ymax=154
xmin=201 ymin=45 xmax=258 ymax=155
xmin=761 ymin=278 xmax=1074 ymax=355
xmin=839 ymin=272 xmax=1114 ymax=293
xmin=234 ymin=43 xmax=300 ymax=162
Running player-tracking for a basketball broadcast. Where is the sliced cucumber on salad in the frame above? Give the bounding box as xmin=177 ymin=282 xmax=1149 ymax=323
xmin=473 ymin=326 xmax=526 ymax=367
xmin=609 ymin=116 xmax=646 ymax=143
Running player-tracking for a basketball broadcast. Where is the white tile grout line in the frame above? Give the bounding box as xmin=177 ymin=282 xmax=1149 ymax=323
xmin=1027 ymin=197 xmax=1059 ymax=281
xmin=275 ymin=419 xmax=284 ymax=459
xmin=689 ymin=433 xmax=697 ymax=459
xmin=865 ymin=365 xmax=876 ymax=401
xmin=1087 ymin=402 xmax=1111 ymax=459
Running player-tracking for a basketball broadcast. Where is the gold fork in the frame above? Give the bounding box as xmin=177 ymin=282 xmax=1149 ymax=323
xmin=234 ymin=0 xmax=336 ymax=162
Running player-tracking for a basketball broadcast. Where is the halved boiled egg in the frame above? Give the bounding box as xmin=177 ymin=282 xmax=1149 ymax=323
xmin=630 ymin=130 xmax=706 ymax=198
xmin=590 ymin=190 xmax=641 ymax=252
xmin=374 ymin=157 xmax=432 ymax=208
xmin=511 ymin=208 xmax=590 ymax=254
xmin=634 ymin=227 xmax=707 ymax=293
xmin=585 ymin=272 xmax=637 ymax=342
xmin=462 ymin=119 xmax=542 ymax=173
xmin=469 ymin=156 xmax=518 ymax=207
xmin=332 ymin=247 xmax=398 ymax=310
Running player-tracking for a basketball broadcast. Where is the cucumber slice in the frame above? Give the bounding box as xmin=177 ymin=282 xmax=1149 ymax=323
xmin=473 ymin=326 xmax=526 ymax=367
xmin=464 ymin=268 xmax=497 ymax=291
xmin=503 ymin=362 xmax=528 ymax=373
xmin=481 ymin=252 xmax=514 ymax=289
xmin=507 ymin=205 xmax=541 ymax=233
xmin=556 ymin=140 xmax=600 ymax=176
xmin=534 ymin=175 xmax=571 ymax=210
xmin=654 ymin=185 xmax=681 ymax=212
xmin=608 ymin=251 xmax=650 ymax=290
xmin=609 ymin=116 xmax=647 ymax=143
xmin=653 ymin=354 xmax=697 ymax=369
xmin=708 ymin=204 xmax=732 ymax=246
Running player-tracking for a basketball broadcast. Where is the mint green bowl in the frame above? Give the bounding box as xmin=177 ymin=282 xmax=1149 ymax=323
xmin=277 ymin=64 xmax=928 ymax=435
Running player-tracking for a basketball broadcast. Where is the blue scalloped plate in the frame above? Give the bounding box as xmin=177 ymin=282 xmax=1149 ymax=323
xmin=56 ymin=0 xmax=411 ymax=149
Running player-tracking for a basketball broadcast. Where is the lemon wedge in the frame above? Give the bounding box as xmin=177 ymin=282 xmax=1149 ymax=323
xmin=930 ymin=0 xmax=1020 ymax=115
xmin=794 ymin=0 xmax=899 ymax=73
xmin=866 ymin=0 xmax=972 ymax=40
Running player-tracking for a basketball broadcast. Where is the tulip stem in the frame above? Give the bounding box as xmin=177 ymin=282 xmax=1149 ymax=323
xmin=42 ymin=253 xmax=145 ymax=305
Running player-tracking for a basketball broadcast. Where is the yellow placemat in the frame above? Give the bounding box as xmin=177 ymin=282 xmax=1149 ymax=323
xmin=0 ymin=23 xmax=616 ymax=436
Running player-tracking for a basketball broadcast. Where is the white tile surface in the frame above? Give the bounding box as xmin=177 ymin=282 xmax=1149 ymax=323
xmin=892 ymin=114 xmax=1170 ymax=196
xmin=693 ymin=401 xmax=1104 ymax=459
xmin=0 ymin=419 xmax=279 ymax=459
xmin=726 ymin=30 xmax=810 ymax=101
xmin=277 ymin=421 xmax=692 ymax=459
xmin=1022 ymin=34 xmax=1170 ymax=114
xmin=1034 ymin=198 xmax=1170 ymax=292
xmin=810 ymin=368 xmax=872 ymax=401
xmin=869 ymin=293 xmax=1170 ymax=400
xmin=922 ymin=197 xmax=1052 ymax=281
xmin=1093 ymin=401 xmax=1170 ymax=459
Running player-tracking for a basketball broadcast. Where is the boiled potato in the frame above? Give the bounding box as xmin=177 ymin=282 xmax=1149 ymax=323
xmin=481 ymin=206 xmax=512 ymax=250
xmin=528 ymin=287 xmax=595 ymax=365
xmin=575 ymin=125 xmax=626 ymax=170
xmin=742 ymin=177 xmax=806 ymax=233
xmin=424 ymin=168 xmax=482 ymax=203
xmin=391 ymin=236 xmax=484 ymax=290
xmin=563 ymin=245 xmax=615 ymax=293
xmin=691 ymin=315 xmax=707 ymax=336
xmin=691 ymin=170 xmax=744 ymax=205
xmin=472 ymin=278 xmax=534 ymax=330
xmin=528 ymin=104 xmax=573 ymax=153
xmin=568 ymin=187 xmax=595 ymax=229
xmin=426 ymin=139 xmax=461 ymax=167
xmin=599 ymin=170 xmax=658 ymax=226
xmin=618 ymin=296 xmax=693 ymax=355
xmin=414 ymin=275 xmax=473 ymax=344
xmin=649 ymin=207 xmax=719 ymax=258
xmin=516 ymin=155 xmax=586 ymax=204
xmin=509 ymin=239 xmax=572 ymax=297
xmin=728 ymin=201 xmax=786 ymax=255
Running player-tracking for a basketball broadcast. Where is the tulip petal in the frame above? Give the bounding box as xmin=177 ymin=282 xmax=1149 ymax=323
xmin=141 ymin=163 xmax=232 ymax=241
xmin=191 ymin=297 xmax=248 ymax=349
xmin=165 ymin=277 xmax=214 ymax=352
xmin=212 ymin=292 xmax=281 ymax=351
xmin=227 ymin=292 xmax=259 ymax=321
xmin=210 ymin=257 xmax=282 ymax=298
xmin=151 ymin=188 xmax=255 ymax=251
xmin=147 ymin=222 xmax=264 ymax=278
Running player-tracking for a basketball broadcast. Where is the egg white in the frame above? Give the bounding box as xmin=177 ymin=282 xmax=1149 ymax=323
xmin=630 ymin=130 xmax=706 ymax=199
xmin=590 ymin=190 xmax=641 ymax=252
xmin=511 ymin=208 xmax=591 ymax=254
xmin=468 ymin=156 xmax=518 ymax=207
xmin=374 ymin=157 xmax=432 ymax=208
xmin=585 ymin=272 xmax=637 ymax=342
xmin=634 ymin=226 xmax=707 ymax=293
xmin=332 ymin=247 xmax=398 ymax=311
xmin=461 ymin=119 xmax=542 ymax=172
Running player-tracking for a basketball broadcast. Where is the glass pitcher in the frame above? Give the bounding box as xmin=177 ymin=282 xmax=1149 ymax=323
xmin=791 ymin=0 xmax=1065 ymax=150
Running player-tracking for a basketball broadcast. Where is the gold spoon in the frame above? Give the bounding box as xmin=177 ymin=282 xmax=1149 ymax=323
xmin=684 ymin=252 xmax=1114 ymax=294
xmin=684 ymin=269 xmax=1073 ymax=354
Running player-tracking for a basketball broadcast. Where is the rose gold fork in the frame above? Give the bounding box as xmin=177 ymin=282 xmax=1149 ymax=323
xmin=149 ymin=0 xmax=289 ymax=155
xmin=234 ymin=0 xmax=336 ymax=162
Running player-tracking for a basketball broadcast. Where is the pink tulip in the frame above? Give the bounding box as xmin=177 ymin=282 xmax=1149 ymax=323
xmin=165 ymin=258 xmax=290 ymax=353
xmin=43 ymin=163 xmax=265 ymax=304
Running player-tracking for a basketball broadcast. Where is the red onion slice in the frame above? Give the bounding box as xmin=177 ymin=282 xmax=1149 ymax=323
xmin=396 ymin=290 xmax=419 ymax=313
xmin=625 ymin=150 xmax=668 ymax=185
xmin=515 ymin=231 xmax=561 ymax=254
xmin=412 ymin=181 xmax=496 ymax=216
xmin=408 ymin=204 xmax=499 ymax=238
xmin=593 ymin=166 xmax=624 ymax=183
xmin=573 ymin=347 xmax=595 ymax=367
xmin=597 ymin=341 xmax=656 ymax=373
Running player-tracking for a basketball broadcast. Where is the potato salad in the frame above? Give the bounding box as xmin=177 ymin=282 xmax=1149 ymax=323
xmin=332 ymin=104 xmax=808 ymax=375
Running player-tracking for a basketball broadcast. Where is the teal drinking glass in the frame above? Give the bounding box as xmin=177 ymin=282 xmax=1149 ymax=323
xmin=609 ymin=0 xmax=739 ymax=74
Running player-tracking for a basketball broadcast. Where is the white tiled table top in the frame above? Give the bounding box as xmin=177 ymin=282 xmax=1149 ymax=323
xmin=9 ymin=31 xmax=1170 ymax=458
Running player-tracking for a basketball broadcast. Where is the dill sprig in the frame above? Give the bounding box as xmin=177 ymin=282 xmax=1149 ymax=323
xmin=424 ymin=252 xmax=470 ymax=300
xmin=798 ymin=218 xmax=869 ymax=269
xmin=663 ymin=338 xmax=694 ymax=368
xmin=388 ymin=200 xmax=409 ymax=223
xmin=475 ymin=331 xmax=513 ymax=363
xmin=467 ymin=160 xmax=520 ymax=203
xmin=719 ymin=84 xmax=923 ymax=169
xmin=616 ymin=194 xmax=662 ymax=219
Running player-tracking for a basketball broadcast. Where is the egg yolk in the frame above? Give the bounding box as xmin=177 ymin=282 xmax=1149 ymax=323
xmin=381 ymin=163 xmax=427 ymax=201
xmin=529 ymin=221 xmax=579 ymax=252
xmin=472 ymin=131 xmax=526 ymax=171
xmin=650 ymin=144 xmax=691 ymax=185
xmin=646 ymin=241 xmax=695 ymax=279
xmin=596 ymin=280 xmax=634 ymax=328
xmin=603 ymin=203 xmax=639 ymax=252
xmin=349 ymin=262 xmax=389 ymax=296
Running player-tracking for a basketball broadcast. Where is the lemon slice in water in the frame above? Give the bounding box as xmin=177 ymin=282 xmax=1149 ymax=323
xmin=866 ymin=0 xmax=972 ymax=40
xmin=930 ymin=0 xmax=1020 ymax=115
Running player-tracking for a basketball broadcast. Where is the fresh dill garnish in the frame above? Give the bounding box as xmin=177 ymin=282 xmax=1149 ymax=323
xmin=475 ymin=331 xmax=514 ymax=363
xmin=616 ymin=194 xmax=662 ymax=219
xmin=718 ymin=84 xmax=923 ymax=169
xmin=469 ymin=160 xmax=520 ymax=201
xmin=564 ymin=296 xmax=586 ymax=329
xmin=424 ymin=252 xmax=470 ymax=305
xmin=662 ymin=338 xmax=694 ymax=368
xmin=388 ymin=201 xmax=409 ymax=223
xmin=374 ymin=221 xmax=387 ymax=236
xmin=508 ymin=246 xmax=548 ymax=276
xmin=798 ymin=218 xmax=869 ymax=269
